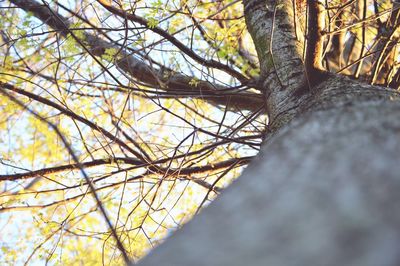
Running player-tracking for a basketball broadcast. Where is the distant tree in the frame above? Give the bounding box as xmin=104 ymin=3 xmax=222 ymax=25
xmin=0 ymin=0 xmax=399 ymax=265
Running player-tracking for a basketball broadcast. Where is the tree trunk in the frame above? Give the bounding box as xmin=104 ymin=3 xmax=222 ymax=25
xmin=137 ymin=75 xmax=400 ymax=266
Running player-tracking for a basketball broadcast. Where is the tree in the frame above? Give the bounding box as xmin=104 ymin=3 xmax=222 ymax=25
xmin=0 ymin=0 xmax=399 ymax=265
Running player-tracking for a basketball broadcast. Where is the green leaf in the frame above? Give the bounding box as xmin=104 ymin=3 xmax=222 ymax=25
xmin=147 ymin=18 xmax=158 ymax=29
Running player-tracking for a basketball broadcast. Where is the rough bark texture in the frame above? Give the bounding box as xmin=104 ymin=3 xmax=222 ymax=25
xmin=243 ymin=0 xmax=309 ymax=117
xmin=137 ymin=78 xmax=400 ymax=266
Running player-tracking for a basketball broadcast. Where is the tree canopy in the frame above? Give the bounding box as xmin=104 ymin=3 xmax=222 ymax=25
xmin=0 ymin=0 xmax=399 ymax=265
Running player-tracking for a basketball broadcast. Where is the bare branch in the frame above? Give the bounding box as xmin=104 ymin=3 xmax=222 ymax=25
xmin=96 ymin=0 xmax=249 ymax=82
xmin=0 ymin=81 xmax=146 ymax=160
xmin=305 ymin=0 xmax=326 ymax=85
xmin=9 ymin=0 xmax=264 ymax=111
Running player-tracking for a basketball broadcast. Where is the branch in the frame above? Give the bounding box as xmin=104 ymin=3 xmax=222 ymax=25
xmin=0 ymin=157 xmax=142 ymax=181
xmin=0 ymin=157 xmax=252 ymax=214
xmin=10 ymin=0 xmax=264 ymax=111
xmin=150 ymin=157 xmax=252 ymax=177
xmin=0 ymin=82 xmax=146 ymax=160
xmin=96 ymin=0 xmax=248 ymax=83
xmin=370 ymin=3 xmax=400 ymax=85
xmin=243 ymin=0 xmax=305 ymax=80
xmin=305 ymin=0 xmax=326 ymax=85
xmin=243 ymin=0 xmax=311 ymax=120
xmin=0 ymin=155 xmax=252 ymax=182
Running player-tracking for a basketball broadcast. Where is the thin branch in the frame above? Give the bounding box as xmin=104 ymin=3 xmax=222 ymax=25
xmin=96 ymin=0 xmax=249 ymax=83
xmin=0 ymin=158 xmax=141 ymax=181
xmin=0 ymin=88 xmax=132 ymax=265
xmin=1 ymin=81 xmax=146 ymax=160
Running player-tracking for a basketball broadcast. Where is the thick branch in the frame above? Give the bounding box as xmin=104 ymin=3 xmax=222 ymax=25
xmin=243 ymin=0 xmax=305 ymax=83
xmin=243 ymin=0 xmax=310 ymax=121
xmin=305 ymin=0 xmax=326 ymax=84
xmin=10 ymin=0 xmax=264 ymax=111
xmin=0 ymin=155 xmax=252 ymax=182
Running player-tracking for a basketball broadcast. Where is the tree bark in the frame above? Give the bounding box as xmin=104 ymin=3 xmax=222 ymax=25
xmin=137 ymin=76 xmax=400 ymax=266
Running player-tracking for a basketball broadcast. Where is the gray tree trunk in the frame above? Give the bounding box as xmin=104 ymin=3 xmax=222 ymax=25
xmin=137 ymin=76 xmax=400 ymax=266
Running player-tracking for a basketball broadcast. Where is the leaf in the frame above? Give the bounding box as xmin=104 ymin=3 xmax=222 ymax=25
xmin=147 ymin=17 xmax=159 ymax=29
